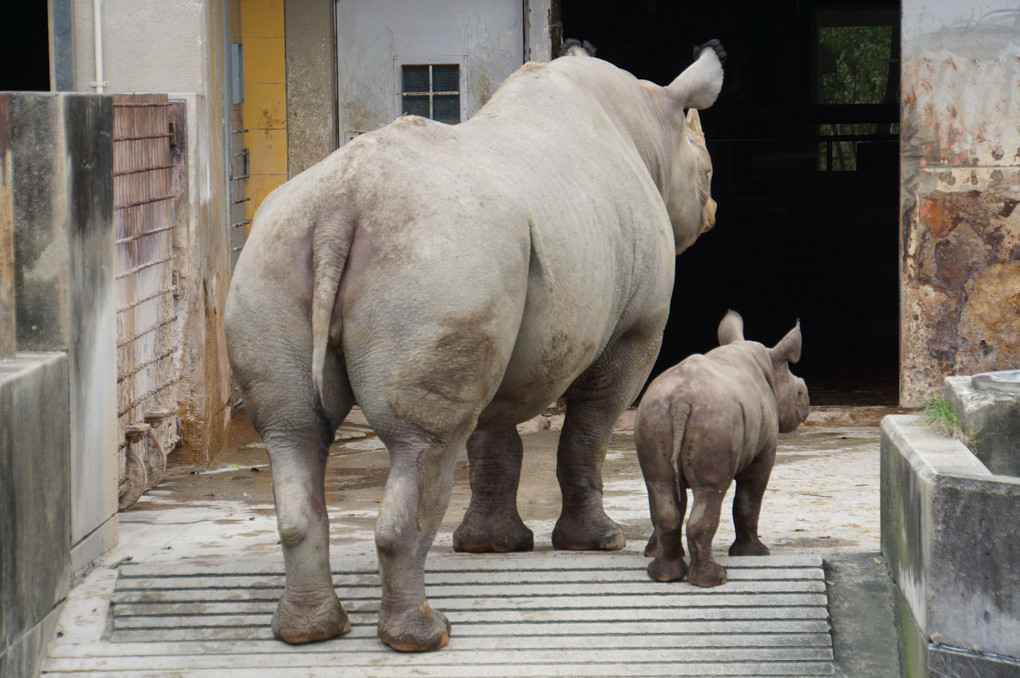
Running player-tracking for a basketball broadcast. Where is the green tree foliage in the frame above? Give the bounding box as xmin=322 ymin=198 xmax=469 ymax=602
xmin=819 ymin=25 xmax=893 ymax=105
xmin=818 ymin=25 xmax=894 ymax=170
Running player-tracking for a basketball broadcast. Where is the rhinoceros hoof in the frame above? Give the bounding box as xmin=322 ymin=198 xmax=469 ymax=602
xmin=688 ymin=561 xmax=728 ymax=587
xmin=379 ymin=602 xmax=451 ymax=652
xmin=729 ymin=539 xmax=770 ymax=557
xmin=647 ymin=556 xmax=688 ymax=582
xmin=551 ymin=513 xmax=625 ymax=551
xmin=272 ymin=593 xmax=350 ymax=644
xmin=452 ymin=520 xmax=534 ymax=553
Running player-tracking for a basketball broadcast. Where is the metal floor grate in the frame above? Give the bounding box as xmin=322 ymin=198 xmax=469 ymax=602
xmin=42 ymin=551 xmax=834 ymax=677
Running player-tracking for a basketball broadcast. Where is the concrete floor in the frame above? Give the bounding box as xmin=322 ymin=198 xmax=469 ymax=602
xmin=46 ymin=406 xmax=905 ymax=677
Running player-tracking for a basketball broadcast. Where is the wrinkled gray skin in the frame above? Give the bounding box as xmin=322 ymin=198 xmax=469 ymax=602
xmin=636 ymin=311 xmax=809 ymax=587
xmin=224 ymin=46 xmax=724 ymax=651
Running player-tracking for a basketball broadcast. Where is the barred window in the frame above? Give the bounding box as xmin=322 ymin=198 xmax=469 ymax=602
xmin=400 ymin=63 xmax=462 ymax=124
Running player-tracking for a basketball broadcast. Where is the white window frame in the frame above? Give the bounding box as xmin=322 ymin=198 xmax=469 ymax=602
xmin=392 ymin=55 xmax=469 ymax=124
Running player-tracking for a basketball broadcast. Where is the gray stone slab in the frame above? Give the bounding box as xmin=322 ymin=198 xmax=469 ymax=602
xmin=824 ymin=553 xmax=901 ymax=678
xmin=0 ymin=354 xmax=70 ymax=678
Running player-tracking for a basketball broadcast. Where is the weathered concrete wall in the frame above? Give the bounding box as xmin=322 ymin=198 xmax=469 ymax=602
xmin=67 ymin=0 xmax=234 ymax=463
xmin=285 ymin=0 xmax=336 ymax=178
xmin=900 ymin=5 xmax=1020 ymax=406
xmin=6 ymin=93 xmax=120 ymax=569
xmin=70 ymin=0 xmax=211 ymax=94
xmin=168 ymin=88 xmax=233 ymax=466
xmin=881 ymin=414 xmax=1020 ymax=675
xmin=285 ymin=0 xmax=552 ymax=173
xmin=0 ymin=91 xmax=122 ymax=677
xmin=335 ymin=0 xmax=525 ymax=142
xmin=526 ymin=0 xmax=553 ymax=63
xmin=0 ymin=355 xmax=71 ymax=678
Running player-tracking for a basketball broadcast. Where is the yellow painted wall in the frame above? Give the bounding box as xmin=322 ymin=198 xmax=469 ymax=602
xmin=239 ymin=0 xmax=287 ymax=227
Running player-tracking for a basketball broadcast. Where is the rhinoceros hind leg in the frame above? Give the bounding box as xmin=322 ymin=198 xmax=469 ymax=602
xmin=272 ymin=590 xmax=350 ymax=644
xmin=643 ymin=532 xmax=658 ymax=557
xmin=647 ymin=555 xmax=688 ymax=582
xmin=686 ymin=487 xmax=727 ymax=587
xmin=378 ymin=603 xmax=452 ymax=652
xmin=687 ymin=559 xmax=727 ymax=587
xmin=453 ymin=428 xmax=534 ymax=553
xmin=643 ymin=479 xmax=688 ymax=578
xmin=373 ymin=428 xmax=466 ymax=652
xmin=261 ymin=428 xmax=348 ymax=644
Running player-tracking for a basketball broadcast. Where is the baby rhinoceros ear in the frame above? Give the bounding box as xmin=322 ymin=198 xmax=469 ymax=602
xmin=717 ymin=310 xmax=744 ymax=345
xmin=770 ymin=321 xmax=802 ymax=365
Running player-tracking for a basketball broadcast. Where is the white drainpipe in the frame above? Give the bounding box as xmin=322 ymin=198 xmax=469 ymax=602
xmin=91 ymin=0 xmax=106 ymax=92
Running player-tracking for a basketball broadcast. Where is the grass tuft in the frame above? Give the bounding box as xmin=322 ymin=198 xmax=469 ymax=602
xmin=921 ymin=397 xmax=975 ymax=449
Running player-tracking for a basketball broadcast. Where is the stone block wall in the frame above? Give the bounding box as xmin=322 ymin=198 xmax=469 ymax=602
xmin=899 ymin=5 xmax=1020 ymax=405
xmin=0 ymin=92 xmax=118 ymax=678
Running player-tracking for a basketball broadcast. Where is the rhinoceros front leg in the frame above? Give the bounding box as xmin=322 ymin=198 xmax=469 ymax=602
xmin=729 ymin=449 xmax=774 ymax=557
xmin=453 ymin=427 xmax=534 ymax=553
xmin=552 ymin=331 xmax=661 ymax=551
xmin=265 ymin=430 xmax=350 ymax=643
xmin=551 ymin=397 xmax=626 ymax=551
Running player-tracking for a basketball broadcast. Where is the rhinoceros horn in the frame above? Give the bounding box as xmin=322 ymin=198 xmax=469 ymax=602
xmin=685 ymin=108 xmax=705 ymax=143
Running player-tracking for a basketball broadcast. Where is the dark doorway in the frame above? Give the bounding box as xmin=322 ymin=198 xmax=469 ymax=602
xmin=561 ymin=0 xmax=900 ymax=405
xmin=1 ymin=4 xmax=51 ymax=91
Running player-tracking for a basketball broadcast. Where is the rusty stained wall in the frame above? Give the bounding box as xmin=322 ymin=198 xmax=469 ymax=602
xmin=900 ymin=10 xmax=1020 ymax=406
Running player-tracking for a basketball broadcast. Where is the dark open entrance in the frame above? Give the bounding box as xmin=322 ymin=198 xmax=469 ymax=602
xmin=560 ymin=0 xmax=900 ymax=405
xmin=1 ymin=4 xmax=51 ymax=91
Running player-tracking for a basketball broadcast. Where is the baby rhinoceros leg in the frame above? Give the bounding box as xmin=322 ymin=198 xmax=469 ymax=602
xmin=644 ymin=481 xmax=689 ymax=583
xmin=686 ymin=487 xmax=728 ymax=587
xmin=728 ymin=450 xmax=774 ymax=557
xmin=638 ymin=439 xmax=689 ymax=581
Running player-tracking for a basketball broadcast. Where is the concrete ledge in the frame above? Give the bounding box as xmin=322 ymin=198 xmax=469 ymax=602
xmin=945 ymin=375 xmax=1020 ymax=477
xmin=70 ymin=515 xmax=119 ymax=585
xmin=881 ymin=414 xmax=1020 ymax=675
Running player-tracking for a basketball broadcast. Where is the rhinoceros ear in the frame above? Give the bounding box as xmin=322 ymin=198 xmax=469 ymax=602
xmin=717 ymin=310 xmax=744 ymax=345
xmin=770 ymin=321 xmax=803 ymax=365
xmin=666 ymin=40 xmax=725 ymax=111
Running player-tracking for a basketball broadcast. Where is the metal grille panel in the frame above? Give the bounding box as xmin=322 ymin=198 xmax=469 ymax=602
xmin=113 ymin=94 xmax=182 ymax=509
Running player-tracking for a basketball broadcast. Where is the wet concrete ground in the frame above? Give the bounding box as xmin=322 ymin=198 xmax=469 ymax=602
xmin=96 ymin=405 xmax=906 ymax=677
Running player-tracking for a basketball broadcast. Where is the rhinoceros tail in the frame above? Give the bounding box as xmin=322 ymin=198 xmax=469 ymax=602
xmin=310 ymin=212 xmax=355 ymax=409
xmin=669 ymin=400 xmax=692 ymax=490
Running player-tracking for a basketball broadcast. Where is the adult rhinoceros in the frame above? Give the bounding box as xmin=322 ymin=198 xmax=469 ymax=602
xmin=225 ymin=42 xmax=725 ymax=652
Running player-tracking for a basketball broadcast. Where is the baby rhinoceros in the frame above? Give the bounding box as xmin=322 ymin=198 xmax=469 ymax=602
xmin=636 ymin=310 xmax=809 ymax=587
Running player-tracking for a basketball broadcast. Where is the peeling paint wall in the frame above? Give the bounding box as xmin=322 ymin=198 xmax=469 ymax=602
xmin=900 ymin=4 xmax=1020 ymax=405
